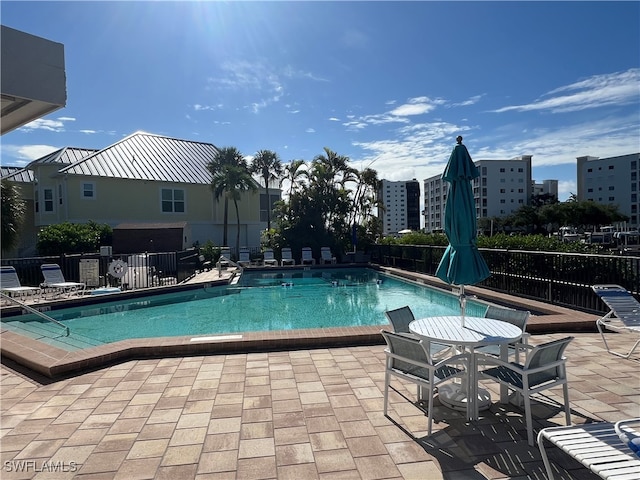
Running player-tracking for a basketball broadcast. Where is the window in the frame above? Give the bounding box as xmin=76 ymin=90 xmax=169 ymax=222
xmin=82 ymin=182 xmax=95 ymax=199
xmin=43 ymin=188 xmax=54 ymax=213
xmin=161 ymin=188 xmax=185 ymax=213
xmin=499 ymin=168 xmax=505 ymax=173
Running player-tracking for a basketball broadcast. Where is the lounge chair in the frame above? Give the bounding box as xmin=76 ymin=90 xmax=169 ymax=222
xmin=1 ymin=266 xmax=40 ymax=302
xmin=198 ymin=255 xmax=212 ymax=272
xmin=281 ymin=247 xmax=295 ymax=266
xmin=320 ymin=247 xmax=336 ymax=264
xmin=216 ymin=247 xmax=232 ymax=269
xmin=538 ymin=418 xmax=640 ymax=480
xmin=40 ymin=263 xmax=86 ymax=298
xmin=262 ymin=248 xmax=278 ymax=267
xmin=381 ymin=330 xmax=468 ymax=436
xmin=478 ymin=336 xmax=574 ymax=446
xmin=592 ymin=284 xmax=640 ymax=359
xmin=301 ymin=247 xmax=316 ymax=265
xmin=237 ymin=248 xmax=251 ymax=267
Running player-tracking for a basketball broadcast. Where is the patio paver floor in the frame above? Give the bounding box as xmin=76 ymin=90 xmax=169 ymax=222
xmin=1 ymin=332 xmax=638 ymax=479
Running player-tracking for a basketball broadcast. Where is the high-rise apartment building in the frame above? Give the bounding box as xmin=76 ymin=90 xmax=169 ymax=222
xmin=378 ymin=179 xmax=421 ymax=235
xmin=577 ymin=153 xmax=640 ymax=229
xmin=532 ymin=179 xmax=558 ymax=200
xmin=423 ymin=156 xmax=533 ymax=232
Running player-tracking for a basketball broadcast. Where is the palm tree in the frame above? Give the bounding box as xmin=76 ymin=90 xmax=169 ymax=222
xmin=284 ymin=159 xmax=306 ymax=198
xmin=207 ymin=147 xmax=251 ymax=249
xmin=1 ymin=179 xmax=25 ymax=255
xmin=250 ymin=150 xmax=282 ymax=231
xmin=283 ymin=159 xmax=307 ymax=218
xmin=207 ymin=147 xmax=248 ymax=245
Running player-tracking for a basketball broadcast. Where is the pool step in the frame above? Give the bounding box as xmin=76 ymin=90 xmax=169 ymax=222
xmin=1 ymin=318 xmax=103 ymax=351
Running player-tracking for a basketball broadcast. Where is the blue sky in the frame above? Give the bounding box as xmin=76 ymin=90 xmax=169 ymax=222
xmin=2 ymin=1 xmax=639 ymax=202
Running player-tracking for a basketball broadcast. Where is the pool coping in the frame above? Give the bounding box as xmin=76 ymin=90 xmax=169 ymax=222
xmin=0 ymin=266 xmax=599 ymax=379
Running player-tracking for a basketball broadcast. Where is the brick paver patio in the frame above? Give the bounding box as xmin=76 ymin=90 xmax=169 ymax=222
xmin=1 ymin=332 xmax=638 ymax=479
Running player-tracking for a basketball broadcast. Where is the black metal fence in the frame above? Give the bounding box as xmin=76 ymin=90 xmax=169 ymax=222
xmin=1 ymin=249 xmax=202 ymax=291
xmin=5 ymin=245 xmax=638 ymax=314
xmin=370 ymin=244 xmax=640 ymax=314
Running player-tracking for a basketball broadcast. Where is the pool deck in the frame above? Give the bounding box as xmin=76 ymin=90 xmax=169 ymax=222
xmin=2 ymin=333 xmax=638 ymax=479
xmin=0 ymin=266 xmax=640 ymax=480
xmin=2 ymin=266 xmax=637 ymax=479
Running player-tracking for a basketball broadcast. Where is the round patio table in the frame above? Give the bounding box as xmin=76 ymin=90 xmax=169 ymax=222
xmin=409 ymin=315 xmax=523 ymax=421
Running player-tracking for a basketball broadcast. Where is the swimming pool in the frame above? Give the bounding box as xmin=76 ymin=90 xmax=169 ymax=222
xmin=1 ymin=268 xmax=486 ymax=351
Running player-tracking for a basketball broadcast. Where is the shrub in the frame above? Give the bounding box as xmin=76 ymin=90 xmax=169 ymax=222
xmin=37 ymin=221 xmax=112 ymax=255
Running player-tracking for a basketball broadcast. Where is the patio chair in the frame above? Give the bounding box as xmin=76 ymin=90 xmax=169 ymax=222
xmin=262 ymin=248 xmax=278 ymax=267
xmin=381 ymin=330 xmax=468 ymax=436
xmin=237 ymin=248 xmax=251 ymax=267
xmin=40 ymin=263 xmax=86 ymax=298
xmin=320 ymin=247 xmax=336 ymax=264
xmin=384 ymin=305 xmax=450 ymax=357
xmin=300 ymin=247 xmax=315 ymax=265
xmin=592 ymin=284 xmax=640 ymax=359
xmin=478 ymin=336 xmax=574 ymax=446
xmin=1 ymin=266 xmax=40 ymax=302
xmin=281 ymin=247 xmax=295 ymax=266
xmin=475 ymin=305 xmax=531 ymax=361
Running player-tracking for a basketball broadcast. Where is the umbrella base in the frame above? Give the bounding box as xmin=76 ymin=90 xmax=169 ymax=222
xmin=438 ymin=383 xmax=492 ymax=412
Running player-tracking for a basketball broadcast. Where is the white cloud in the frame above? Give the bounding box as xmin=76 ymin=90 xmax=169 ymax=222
xmin=451 ymin=94 xmax=484 ymax=107
xmin=493 ymin=68 xmax=640 ymax=114
xmin=79 ymin=129 xmax=97 ymax=134
xmin=18 ymin=118 xmax=66 ymax=132
xmin=206 ymin=60 xmax=324 ymax=114
xmin=194 ymin=103 xmax=222 ymax=111
xmin=1 ymin=144 xmax=59 ymax=164
xmin=306 ymin=128 xmax=316 ymax=133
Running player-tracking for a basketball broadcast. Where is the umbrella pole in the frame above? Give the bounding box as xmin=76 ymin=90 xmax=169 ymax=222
xmin=459 ymin=285 xmax=466 ymax=327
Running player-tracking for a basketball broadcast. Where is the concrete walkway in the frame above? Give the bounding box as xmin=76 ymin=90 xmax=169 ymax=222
xmin=1 ymin=332 xmax=638 ymax=479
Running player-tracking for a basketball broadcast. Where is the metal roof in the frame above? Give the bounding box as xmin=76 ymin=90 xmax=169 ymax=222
xmin=59 ymin=131 xmax=219 ymax=184
xmin=28 ymin=147 xmax=98 ymax=167
xmin=1 ymin=166 xmax=34 ymax=183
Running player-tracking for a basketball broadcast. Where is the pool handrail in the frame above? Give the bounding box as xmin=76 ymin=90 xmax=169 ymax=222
xmin=0 ymin=292 xmax=70 ymax=337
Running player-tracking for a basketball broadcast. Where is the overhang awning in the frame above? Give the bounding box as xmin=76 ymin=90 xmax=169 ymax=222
xmin=1 ymin=26 xmax=67 ymax=135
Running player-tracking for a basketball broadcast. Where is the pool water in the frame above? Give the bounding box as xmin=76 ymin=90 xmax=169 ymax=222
xmin=2 ymin=268 xmax=485 ymax=350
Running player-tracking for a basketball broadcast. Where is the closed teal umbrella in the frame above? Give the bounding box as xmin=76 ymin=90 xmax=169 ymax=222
xmin=435 ymin=136 xmax=490 ymax=319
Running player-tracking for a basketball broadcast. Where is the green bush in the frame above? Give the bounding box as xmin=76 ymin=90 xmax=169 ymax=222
xmin=383 ymin=232 xmax=606 ymax=254
xmin=37 ymin=221 xmax=112 ymax=255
